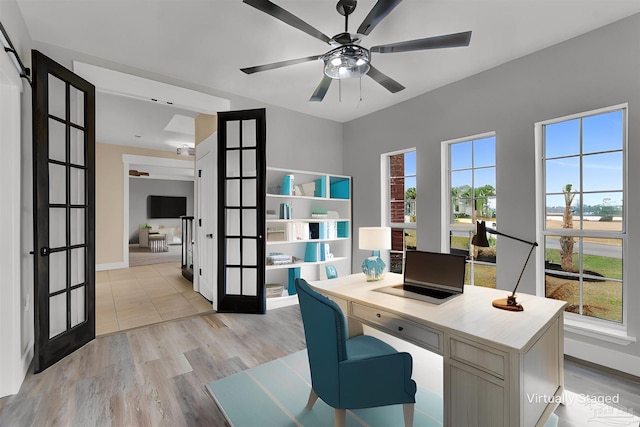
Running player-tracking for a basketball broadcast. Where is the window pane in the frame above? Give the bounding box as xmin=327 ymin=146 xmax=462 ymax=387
xmin=450 ymin=230 xmax=469 ymax=254
xmin=545 ymin=194 xmax=580 ymax=230
xmin=545 ymin=157 xmax=580 ymax=194
xmin=472 ymin=264 xmax=496 ymax=288
xmin=473 ymin=137 xmax=495 ymax=168
xmin=404 ymin=151 xmax=416 ymax=176
xmin=452 ymin=198 xmax=472 ymax=223
xmin=404 ymin=229 xmax=416 ymax=250
xmin=582 ymin=279 xmax=622 ymax=322
xmin=583 ymin=192 xmax=623 ymax=231
xmin=545 ymin=235 xmax=578 ymax=274
xmin=583 ymin=238 xmax=622 ymax=280
xmin=545 ymin=119 xmax=580 ymax=158
xmin=583 ymin=152 xmax=622 ymax=192
xmin=450 ymin=141 xmax=472 ymax=170
xmin=583 ymin=110 xmax=623 ymax=154
xmin=451 ymin=170 xmax=471 ymax=192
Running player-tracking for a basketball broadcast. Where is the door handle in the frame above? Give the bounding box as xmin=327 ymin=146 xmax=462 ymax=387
xmin=206 ymin=234 xmax=213 ymax=238
xmin=40 ymin=247 xmax=50 ymax=256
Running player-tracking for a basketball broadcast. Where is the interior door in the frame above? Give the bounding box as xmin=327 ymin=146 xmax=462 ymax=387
xmin=196 ymin=149 xmax=215 ymax=303
xmin=32 ymin=50 xmax=96 ymax=373
xmin=217 ymin=109 xmax=266 ymax=313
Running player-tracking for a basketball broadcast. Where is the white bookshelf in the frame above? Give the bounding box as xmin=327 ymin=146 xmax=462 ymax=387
xmin=265 ymin=167 xmax=352 ymax=305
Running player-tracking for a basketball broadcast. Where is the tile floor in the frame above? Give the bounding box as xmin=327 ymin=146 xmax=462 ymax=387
xmin=96 ymin=262 xmax=213 ymax=335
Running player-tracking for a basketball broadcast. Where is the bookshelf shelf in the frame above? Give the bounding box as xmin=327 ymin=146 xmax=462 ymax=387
xmin=265 ymin=167 xmax=352 ymax=299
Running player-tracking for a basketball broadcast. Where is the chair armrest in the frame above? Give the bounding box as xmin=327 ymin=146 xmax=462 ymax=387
xmin=337 ymin=352 xmax=416 ymax=409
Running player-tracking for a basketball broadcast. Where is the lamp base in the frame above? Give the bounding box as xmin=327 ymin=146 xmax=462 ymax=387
xmin=362 ymin=256 xmax=386 ymax=282
xmin=492 ymin=295 xmax=524 ymax=312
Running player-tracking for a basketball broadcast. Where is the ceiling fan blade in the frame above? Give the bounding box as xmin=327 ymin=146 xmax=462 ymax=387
xmin=371 ymin=31 xmax=472 ymax=54
xmin=243 ymin=0 xmax=331 ymax=44
xmin=357 ymin=0 xmax=402 ymax=35
xmin=241 ymin=55 xmax=322 ymax=74
xmin=367 ymin=65 xmax=405 ymax=93
xmin=309 ymin=75 xmax=333 ymax=102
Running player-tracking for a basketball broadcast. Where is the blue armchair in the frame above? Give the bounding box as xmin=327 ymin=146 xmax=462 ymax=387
xmin=295 ymin=278 xmax=417 ymax=427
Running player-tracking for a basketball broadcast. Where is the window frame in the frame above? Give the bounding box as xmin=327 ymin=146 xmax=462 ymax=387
xmin=441 ymin=131 xmax=497 ymax=286
xmin=381 ymin=148 xmax=416 ymax=273
xmin=535 ymin=103 xmax=633 ymax=343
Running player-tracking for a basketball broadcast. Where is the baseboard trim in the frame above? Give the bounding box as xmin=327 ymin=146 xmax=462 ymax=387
xmin=96 ymin=261 xmax=128 ymax=271
xmin=564 ymin=337 xmax=640 ymax=378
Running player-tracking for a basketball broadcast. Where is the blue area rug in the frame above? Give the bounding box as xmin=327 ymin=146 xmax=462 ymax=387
xmin=206 ymin=350 xmax=559 ymax=427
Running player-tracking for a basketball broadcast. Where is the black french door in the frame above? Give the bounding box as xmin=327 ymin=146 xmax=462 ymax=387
xmin=32 ymin=50 xmax=96 ymax=372
xmin=217 ymin=109 xmax=266 ymax=313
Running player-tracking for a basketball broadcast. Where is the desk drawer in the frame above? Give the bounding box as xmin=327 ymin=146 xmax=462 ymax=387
xmin=449 ymin=337 xmax=507 ymax=379
xmin=351 ymin=303 xmax=443 ymax=354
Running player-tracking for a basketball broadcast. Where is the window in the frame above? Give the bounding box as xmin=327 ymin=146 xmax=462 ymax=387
xmin=538 ymin=105 xmax=626 ymax=325
xmin=383 ymin=149 xmax=416 ymax=273
xmin=443 ymin=133 xmax=496 ymax=287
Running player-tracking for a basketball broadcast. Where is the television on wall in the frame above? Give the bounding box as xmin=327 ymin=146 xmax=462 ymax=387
xmin=148 ymin=195 xmax=187 ymax=219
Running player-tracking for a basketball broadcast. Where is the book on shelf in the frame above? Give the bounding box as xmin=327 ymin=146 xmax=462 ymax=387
xmin=285 ymin=222 xmax=310 ymax=241
xmin=279 ymin=202 xmax=292 ymax=219
xmin=304 ymin=242 xmax=320 ymax=262
xmin=314 ymin=176 xmax=326 ymax=197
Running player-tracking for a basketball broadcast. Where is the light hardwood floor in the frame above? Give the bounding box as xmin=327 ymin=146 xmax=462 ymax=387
xmin=0 ymin=305 xmax=637 ymax=426
xmin=97 ymin=262 xmax=212 ymax=335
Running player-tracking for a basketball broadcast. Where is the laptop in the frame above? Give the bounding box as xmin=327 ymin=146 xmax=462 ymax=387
xmin=376 ymin=250 xmax=467 ymax=305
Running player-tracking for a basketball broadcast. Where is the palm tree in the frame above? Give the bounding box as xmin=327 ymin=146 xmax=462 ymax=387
xmin=560 ymin=184 xmax=576 ymax=272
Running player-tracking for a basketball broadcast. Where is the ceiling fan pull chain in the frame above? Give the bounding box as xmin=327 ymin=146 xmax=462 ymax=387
xmin=339 ymin=78 xmax=342 ymax=102
xmin=359 ymin=76 xmax=363 ymax=101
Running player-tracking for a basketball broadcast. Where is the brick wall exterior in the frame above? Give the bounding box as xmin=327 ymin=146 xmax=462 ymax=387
xmin=390 ymin=154 xmax=405 ymax=224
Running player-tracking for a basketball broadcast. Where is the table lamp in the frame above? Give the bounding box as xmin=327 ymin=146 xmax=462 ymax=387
xmin=472 ymin=221 xmax=538 ymax=311
xmin=359 ymin=227 xmax=392 ymax=281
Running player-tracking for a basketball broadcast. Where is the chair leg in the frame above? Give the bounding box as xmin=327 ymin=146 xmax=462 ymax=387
xmin=334 ymin=408 xmax=346 ymax=427
xmin=403 ymin=403 xmax=414 ymax=427
xmin=305 ymin=389 xmax=319 ymax=410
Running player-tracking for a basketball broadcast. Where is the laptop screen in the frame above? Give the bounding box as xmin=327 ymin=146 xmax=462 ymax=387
xmin=403 ymin=250 xmax=467 ymax=294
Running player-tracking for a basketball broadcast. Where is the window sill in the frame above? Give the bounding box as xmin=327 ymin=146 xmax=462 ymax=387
xmin=564 ymin=318 xmax=636 ymax=346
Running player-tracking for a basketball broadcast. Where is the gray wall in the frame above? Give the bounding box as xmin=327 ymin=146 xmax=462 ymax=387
xmin=128 ymin=178 xmax=194 ymax=243
xmin=344 ymin=14 xmax=640 ymax=364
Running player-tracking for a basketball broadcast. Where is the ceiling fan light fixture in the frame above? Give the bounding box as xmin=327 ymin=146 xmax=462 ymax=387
xmin=322 ymin=45 xmax=370 ymax=79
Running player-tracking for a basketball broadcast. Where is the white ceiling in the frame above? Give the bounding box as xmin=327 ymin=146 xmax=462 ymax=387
xmin=16 ymin=0 xmax=640 ymax=125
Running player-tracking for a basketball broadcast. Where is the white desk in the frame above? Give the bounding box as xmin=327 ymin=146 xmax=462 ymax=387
xmin=309 ymin=273 xmax=567 ymax=427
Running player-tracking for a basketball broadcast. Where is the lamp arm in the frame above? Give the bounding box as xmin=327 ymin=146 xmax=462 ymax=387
xmin=486 ymin=229 xmax=536 ymax=247
xmin=511 ymin=241 xmax=538 ymax=296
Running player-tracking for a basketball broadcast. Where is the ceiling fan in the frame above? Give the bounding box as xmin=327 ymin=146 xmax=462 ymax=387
xmin=241 ymin=0 xmax=472 ymax=102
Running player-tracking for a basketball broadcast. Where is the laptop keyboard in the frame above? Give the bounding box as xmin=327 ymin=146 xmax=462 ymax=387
xmin=403 ymin=284 xmax=454 ymax=300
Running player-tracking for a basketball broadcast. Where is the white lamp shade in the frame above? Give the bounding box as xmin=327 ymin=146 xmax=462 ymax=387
xmin=359 ymin=227 xmax=391 ymax=250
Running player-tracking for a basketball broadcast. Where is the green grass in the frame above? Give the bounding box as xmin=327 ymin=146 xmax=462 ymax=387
xmin=544 ymin=248 xmax=622 ymax=279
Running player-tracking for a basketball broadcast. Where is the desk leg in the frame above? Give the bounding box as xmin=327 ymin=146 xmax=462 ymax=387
xmin=347 ymin=317 xmax=363 ymax=338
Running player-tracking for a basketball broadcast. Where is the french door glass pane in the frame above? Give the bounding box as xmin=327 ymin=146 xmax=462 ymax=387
xmin=70 ymin=208 xmax=85 ymax=245
xmin=49 ymin=251 xmax=67 ymax=293
xmin=226 ymin=268 xmax=241 ymax=294
xmin=243 ymin=269 xmax=257 ymax=296
xmin=226 ymin=150 xmax=240 ymax=177
xmin=71 ymin=286 xmax=86 ymax=327
xmin=69 ymin=85 xmax=85 ymax=127
xmin=49 ymin=118 xmax=66 ymax=162
xmin=227 ymin=121 xmax=240 ymax=148
xmin=242 ymin=210 xmax=257 ymax=236
xmin=226 ymin=209 xmax=240 ymax=235
xmin=48 ymin=74 xmax=66 ymax=120
xmin=226 ymin=238 xmax=241 ymax=264
xmin=242 ymin=179 xmax=256 ymax=206
xmin=49 ymin=164 xmax=66 ymax=204
xmin=70 ymin=167 xmax=85 ymax=205
xmin=243 ymin=239 xmax=257 ymax=265
xmin=71 ymin=247 xmax=85 ymax=286
xmin=242 ymin=120 xmax=256 ymax=147
xmin=242 ymin=150 xmax=256 ymax=176
xmin=226 ymin=180 xmax=240 ymax=206
xmin=49 ymin=208 xmax=66 ymax=248
xmin=70 ymin=127 xmax=85 ymax=166
xmin=49 ymin=294 xmax=66 ymax=338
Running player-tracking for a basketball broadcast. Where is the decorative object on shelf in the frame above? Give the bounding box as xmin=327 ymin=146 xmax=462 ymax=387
xmin=325 ymin=264 xmax=338 ymax=279
xmin=266 ymin=284 xmax=284 ymax=298
xmin=472 ymin=221 xmax=538 ymax=312
xmin=282 ymin=174 xmax=294 ymax=195
xmin=288 ymin=267 xmax=301 ymax=295
xmin=359 ymin=227 xmax=391 ymax=281
xmin=279 ymin=202 xmax=292 ymax=219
